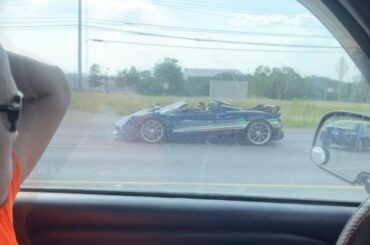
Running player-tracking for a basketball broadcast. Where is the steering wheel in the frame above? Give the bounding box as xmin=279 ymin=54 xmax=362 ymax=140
xmin=336 ymin=197 xmax=370 ymax=244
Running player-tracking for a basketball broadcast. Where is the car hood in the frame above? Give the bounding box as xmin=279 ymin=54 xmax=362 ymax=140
xmin=115 ymin=108 xmax=153 ymax=128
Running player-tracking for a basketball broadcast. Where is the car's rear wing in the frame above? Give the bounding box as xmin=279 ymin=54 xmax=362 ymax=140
xmin=253 ymin=104 xmax=281 ymax=114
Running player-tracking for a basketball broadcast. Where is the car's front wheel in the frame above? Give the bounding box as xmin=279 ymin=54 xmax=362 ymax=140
xmin=246 ymin=120 xmax=272 ymax=146
xmin=140 ymin=119 xmax=165 ymax=143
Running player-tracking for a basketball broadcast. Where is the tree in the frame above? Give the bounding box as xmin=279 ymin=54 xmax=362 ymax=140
xmin=270 ymin=67 xmax=304 ymax=100
xmin=126 ymin=66 xmax=141 ymax=86
xmin=153 ymin=58 xmax=185 ymax=95
xmin=115 ymin=68 xmax=128 ymax=88
xmin=347 ymin=75 xmax=370 ymax=102
xmin=135 ymin=70 xmax=163 ymax=95
xmin=115 ymin=66 xmax=143 ymax=89
xmin=247 ymin=66 xmax=307 ymax=99
xmin=88 ymin=63 xmax=103 ymax=87
xmin=251 ymin=66 xmax=274 ymax=98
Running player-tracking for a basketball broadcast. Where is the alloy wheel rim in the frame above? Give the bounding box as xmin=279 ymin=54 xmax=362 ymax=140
xmin=141 ymin=120 xmax=164 ymax=143
xmin=247 ymin=121 xmax=271 ymax=145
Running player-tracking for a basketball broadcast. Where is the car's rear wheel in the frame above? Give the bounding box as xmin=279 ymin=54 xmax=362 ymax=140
xmin=140 ymin=119 xmax=165 ymax=143
xmin=246 ymin=120 xmax=272 ymax=146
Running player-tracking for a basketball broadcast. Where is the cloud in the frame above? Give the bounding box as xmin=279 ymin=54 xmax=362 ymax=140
xmin=229 ymin=12 xmax=339 ymax=47
xmin=83 ymin=0 xmax=168 ymax=24
xmin=230 ymin=13 xmax=320 ymax=31
xmin=1 ymin=0 xmax=168 ymax=23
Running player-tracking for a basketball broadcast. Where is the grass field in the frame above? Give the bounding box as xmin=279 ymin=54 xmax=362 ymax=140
xmin=69 ymin=92 xmax=370 ymax=128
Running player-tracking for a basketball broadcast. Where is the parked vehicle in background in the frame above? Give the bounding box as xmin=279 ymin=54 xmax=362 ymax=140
xmin=320 ymin=120 xmax=370 ymax=151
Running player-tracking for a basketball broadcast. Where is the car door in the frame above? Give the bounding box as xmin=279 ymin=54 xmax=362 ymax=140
xmin=168 ymin=110 xmax=218 ymax=137
xmin=214 ymin=110 xmax=248 ymax=134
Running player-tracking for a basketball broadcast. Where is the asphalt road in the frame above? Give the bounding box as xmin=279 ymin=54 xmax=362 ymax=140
xmin=24 ymin=111 xmax=369 ymax=202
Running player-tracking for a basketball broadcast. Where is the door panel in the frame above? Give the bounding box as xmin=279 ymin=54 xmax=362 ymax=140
xmin=170 ymin=112 xmax=217 ymax=134
xmin=14 ymin=191 xmax=356 ymax=245
xmin=215 ymin=112 xmax=249 ymax=132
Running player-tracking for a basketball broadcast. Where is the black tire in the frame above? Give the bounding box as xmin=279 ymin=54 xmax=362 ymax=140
xmin=245 ymin=120 xmax=272 ymax=146
xmin=139 ymin=119 xmax=165 ymax=143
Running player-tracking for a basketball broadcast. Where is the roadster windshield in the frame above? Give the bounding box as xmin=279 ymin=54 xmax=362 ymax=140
xmin=159 ymin=101 xmax=187 ymax=114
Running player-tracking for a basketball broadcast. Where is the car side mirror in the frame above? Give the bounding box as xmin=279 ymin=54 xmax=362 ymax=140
xmin=311 ymin=111 xmax=370 ymax=193
xmin=311 ymin=145 xmax=330 ymax=166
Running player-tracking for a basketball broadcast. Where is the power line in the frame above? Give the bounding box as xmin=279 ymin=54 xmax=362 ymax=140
xmin=0 ymin=19 xmax=343 ymax=50
xmin=0 ymin=27 xmax=76 ymax=31
xmin=0 ymin=16 xmax=76 ymax=19
xmin=0 ymin=24 xmax=77 ymax=30
xmin=90 ymin=39 xmax=343 ymax=54
xmin=86 ymin=18 xmax=332 ymax=39
xmin=1 ymin=1 xmax=323 ymax=29
xmin=147 ymin=2 xmax=323 ymax=29
xmin=86 ymin=25 xmax=343 ymax=49
xmin=0 ymin=20 xmax=76 ymax=24
xmin=0 ymin=17 xmax=332 ymax=39
xmin=149 ymin=0 xmax=314 ymax=18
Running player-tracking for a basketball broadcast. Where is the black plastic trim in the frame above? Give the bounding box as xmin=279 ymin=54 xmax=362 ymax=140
xmin=20 ymin=187 xmax=360 ymax=208
xmin=321 ymin=0 xmax=370 ymax=81
xmin=15 ymin=191 xmax=356 ymax=245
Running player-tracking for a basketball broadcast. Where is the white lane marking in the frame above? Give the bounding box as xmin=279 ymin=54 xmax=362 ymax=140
xmin=49 ymin=144 xmax=114 ymax=149
xmin=25 ymin=179 xmax=363 ymax=190
xmin=330 ymin=167 xmax=370 ymax=170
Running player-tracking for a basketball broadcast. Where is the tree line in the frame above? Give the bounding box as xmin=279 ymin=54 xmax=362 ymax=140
xmin=87 ymin=57 xmax=369 ymax=102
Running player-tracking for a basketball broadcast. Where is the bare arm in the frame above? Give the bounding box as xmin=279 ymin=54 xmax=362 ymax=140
xmin=8 ymin=53 xmax=70 ymax=183
xmin=0 ymin=46 xmax=18 ymax=205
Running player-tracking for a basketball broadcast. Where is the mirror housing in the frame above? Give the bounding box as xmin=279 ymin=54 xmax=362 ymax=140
xmin=311 ymin=111 xmax=370 ymax=193
xmin=310 ymin=146 xmax=330 ymax=166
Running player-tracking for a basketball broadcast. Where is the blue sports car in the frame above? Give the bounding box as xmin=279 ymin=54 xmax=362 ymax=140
xmin=113 ymin=100 xmax=284 ymax=145
xmin=320 ymin=120 xmax=370 ymax=151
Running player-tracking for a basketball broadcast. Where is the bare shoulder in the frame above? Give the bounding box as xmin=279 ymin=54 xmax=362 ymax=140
xmin=8 ymin=52 xmax=70 ymax=183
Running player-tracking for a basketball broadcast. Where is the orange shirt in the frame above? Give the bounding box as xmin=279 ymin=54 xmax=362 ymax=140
xmin=0 ymin=154 xmax=20 ymax=245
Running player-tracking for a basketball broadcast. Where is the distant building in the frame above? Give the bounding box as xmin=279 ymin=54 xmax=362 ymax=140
xmin=210 ymin=80 xmax=248 ymax=100
xmin=184 ymin=68 xmax=243 ymax=80
xmin=307 ymin=76 xmax=343 ymax=101
xmin=183 ymin=68 xmax=246 ymax=98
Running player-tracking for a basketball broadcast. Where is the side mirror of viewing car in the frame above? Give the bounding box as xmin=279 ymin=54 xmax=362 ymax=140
xmin=311 ymin=111 xmax=370 ymax=193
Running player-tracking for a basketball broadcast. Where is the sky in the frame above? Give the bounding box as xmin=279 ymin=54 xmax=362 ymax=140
xmin=0 ymin=0 xmax=363 ymax=81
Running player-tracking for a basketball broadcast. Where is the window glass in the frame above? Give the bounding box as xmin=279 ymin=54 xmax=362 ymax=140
xmin=1 ymin=0 xmax=369 ymax=202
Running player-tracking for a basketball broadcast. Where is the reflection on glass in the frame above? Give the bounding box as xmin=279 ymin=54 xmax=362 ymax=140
xmin=315 ymin=116 xmax=370 ymax=183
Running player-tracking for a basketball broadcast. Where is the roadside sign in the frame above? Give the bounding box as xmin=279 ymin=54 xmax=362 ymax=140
xmin=336 ymin=57 xmax=348 ymax=81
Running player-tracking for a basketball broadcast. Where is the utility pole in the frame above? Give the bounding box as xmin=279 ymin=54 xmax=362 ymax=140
xmin=336 ymin=57 xmax=348 ymax=101
xmin=77 ymin=0 xmax=82 ymax=91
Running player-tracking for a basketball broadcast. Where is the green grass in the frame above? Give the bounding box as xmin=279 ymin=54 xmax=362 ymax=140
xmin=69 ymin=92 xmax=370 ymax=128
